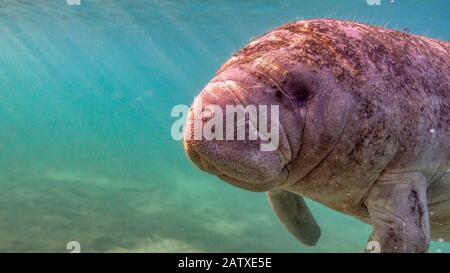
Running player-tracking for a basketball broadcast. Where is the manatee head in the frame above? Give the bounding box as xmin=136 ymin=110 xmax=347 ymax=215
xmin=184 ymin=26 xmax=351 ymax=192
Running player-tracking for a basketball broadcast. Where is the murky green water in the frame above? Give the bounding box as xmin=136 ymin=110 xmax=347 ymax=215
xmin=0 ymin=0 xmax=449 ymax=252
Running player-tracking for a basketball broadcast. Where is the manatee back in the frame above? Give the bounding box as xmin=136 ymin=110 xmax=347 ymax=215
xmin=236 ymin=19 xmax=450 ymax=174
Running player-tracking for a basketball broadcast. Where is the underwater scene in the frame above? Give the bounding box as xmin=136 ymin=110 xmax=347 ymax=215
xmin=0 ymin=0 xmax=449 ymax=253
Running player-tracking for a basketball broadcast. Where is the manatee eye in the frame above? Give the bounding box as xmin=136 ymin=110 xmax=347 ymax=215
xmin=292 ymin=84 xmax=310 ymax=103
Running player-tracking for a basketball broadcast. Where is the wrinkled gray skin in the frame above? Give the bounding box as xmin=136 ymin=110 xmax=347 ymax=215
xmin=184 ymin=19 xmax=450 ymax=253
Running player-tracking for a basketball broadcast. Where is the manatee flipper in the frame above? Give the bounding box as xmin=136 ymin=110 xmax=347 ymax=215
xmin=267 ymin=189 xmax=321 ymax=246
xmin=364 ymin=172 xmax=430 ymax=253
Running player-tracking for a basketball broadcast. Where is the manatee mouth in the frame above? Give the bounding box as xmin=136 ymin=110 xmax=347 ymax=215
xmin=186 ymin=144 xmax=289 ymax=192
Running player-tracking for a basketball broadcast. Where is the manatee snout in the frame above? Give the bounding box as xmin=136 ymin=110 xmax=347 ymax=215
xmin=184 ymin=69 xmax=298 ymax=192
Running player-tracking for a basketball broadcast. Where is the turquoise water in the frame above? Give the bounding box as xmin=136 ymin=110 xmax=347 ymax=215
xmin=0 ymin=0 xmax=449 ymax=253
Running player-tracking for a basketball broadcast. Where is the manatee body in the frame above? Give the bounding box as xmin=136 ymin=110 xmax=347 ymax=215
xmin=184 ymin=19 xmax=450 ymax=252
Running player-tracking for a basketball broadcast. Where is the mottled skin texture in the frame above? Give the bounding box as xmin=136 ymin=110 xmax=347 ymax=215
xmin=184 ymin=19 xmax=450 ymax=252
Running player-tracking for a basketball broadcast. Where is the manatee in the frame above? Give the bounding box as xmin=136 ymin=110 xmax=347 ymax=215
xmin=183 ymin=19 xmax=450 ymax=253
